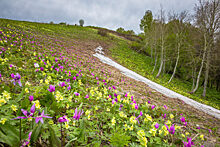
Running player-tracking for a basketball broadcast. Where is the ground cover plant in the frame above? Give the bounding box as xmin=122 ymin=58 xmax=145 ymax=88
xmin=0 ymin=19 xmax=218 ymax=146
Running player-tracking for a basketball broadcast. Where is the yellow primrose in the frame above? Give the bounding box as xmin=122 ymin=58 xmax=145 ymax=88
xmin=106 ymin=108 xmax=110 ymax=111
xmin=185 ymin=132 xmax=190 ymax=136
xmin=117 ymin=95 xmax=121 ymax=102
xmin=130 ymin=116 xmax=137 ymax=124
xmin=11 ymin=104 xmax=17 ymax=112
xmin=2 ymin=91 xmax=11 ymax=100
xmin=66 ymin=104 xmax=69 ymax=109
xmin=144 ymin=114 xmax=153 ymax=122
xmin=200 ymin=134 xmax=204 ymax=140
xmin=85 ymin=110 xmax=91 ymax=116
xmin=181 ymin=134 xmax=185 ymax=138
xmin=111 ymin=117 xmax=116 ymax=126
xmin=149 ymin=128 xmax=157 ymax=136
xmin=0 ymin=98 xmax=7 ymax=106
xmin=129 ymin=125 xmax=134 ymax=131
xmin=40 ymin=79 xmax=43 ymax=84
xmin=33 ymin=100 xmax=41 ymax=109
xmin=95 ymin=106 xmax=98 ymax=110
xmin=137 ymin=130 xmax=146 ymax=137
xmin=25 ymin=88 xmax=29 ymax=93
xmin=170 ymin=114 xmax=174 ymax=119
xmin=0 ymin=118 xmax=7 ymax=125
xmin=65 ymin=123 xmax=69 ymax=129
xmin=25 ymin=81 xmax=31 ymax=86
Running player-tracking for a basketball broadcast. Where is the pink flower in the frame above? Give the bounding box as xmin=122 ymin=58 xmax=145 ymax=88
xmin=73 ymin=108 xmax=83 ymax=120
xmin=151 ymin=105 xmax=155 ymax=109
xmin=58 ymin=115 xmax=69 ymax=123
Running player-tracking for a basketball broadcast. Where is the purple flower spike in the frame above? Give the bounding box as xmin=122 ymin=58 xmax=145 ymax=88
xmin=181 ymin=117 xmax=185 ymax=123
xmin=155 ymin=123 xmax=159 ymax=129
xmin=11 ymin=73 xmax=22 ymax=86
xmin=30 ymin=104 xmax=35 ymax=114
xmin=29 ymin=95 xmax=34 ymax=101
xmin=58 ymin=115 xmax=69 ymax=123
xmin=48 ymin=85 xmax=55 ymax=92
xmin=165 ymin=124 xmax=175 ymax=134
xmin=151 ymin=105 xmax=155 ymax=109
xmin=183 ymin=138 xmax=194 ymax=147
xmin=73 ymin=108 xmax=83 ymax=120
xmin=35 ymin=110 xmax=52 ymax=124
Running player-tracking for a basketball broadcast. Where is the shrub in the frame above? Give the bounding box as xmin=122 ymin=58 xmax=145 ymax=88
xmin=97 ymin=29 xmax=108 ymax=37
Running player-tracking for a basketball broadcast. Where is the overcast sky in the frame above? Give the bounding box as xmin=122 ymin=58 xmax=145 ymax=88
xmin=0 ymin=0 xmax=198 ymax=33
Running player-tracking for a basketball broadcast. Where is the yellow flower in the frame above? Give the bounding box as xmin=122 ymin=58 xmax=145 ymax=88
xmin=2 ymin=91 xmax=11 ymax=100
xmin=0 ymin=118 xmax=7 ymax=125
xmin=185 ymin=132 xmax=190 ymax=136
xmin=88 ymin=115 xmax=91 ymax=120
xmin=40 ymin=79 xmax=43 ymax=84
xmin=200 ymin=134 xmax=204 ymax=140
xmin=25 ymin=81 xmax=31 ymax=86
xmin=106 ymin=108 xmax=110 ymax=112
xmin=175 ymin=125 xmax=181 ymax=130
xmin=181 ymin=134 xmax=185 ymax=138
xmin=85 ymin=110 xmax=91 ymax=116
xmin=78 ymin=80 xmax=82 ymax=86
xmin=45 ymin=79 xmax=49 ymax=85
xmin=130 ymin=116 xmax=137 ymax=124
xmin=166 ymin=120 xmax=171 ymax=127
xmin=170 ymin=114 xmax=174 ymax=119
xmin=0 ymin=98 xmax=7 ymax=106
xmin=141 ymin=136 xmax=148 ymax=147
xmin=33 ymin=100 xmax=41 ymax=109
xmin=117 ymin=95 xmax=121 ymax=102
xmin=137 ymin=130 xmax=146 ymax=137
xmin=129 ymin=125 xmax=134 ymax=131
xmin=111 ymin=117 xmax=116 ymax=126
xmin=66 ymin=104 xmax=69 ymax=109
xmin=95 ymin=106 xmax=98 ymax=110
xmin=65 ymin=123 xmax=69 ymax=129
xmin=25 ymin=88 xmax=29 ymax=93
xmin=28 ymin=117 xmax=32 ymax=121
xmin=144 ymin=114 xmax=153 ymax=122
xmin=159 ymin=130 xmax=163 ymax=135
xmin=149 ymin=128 xmax=157 ymax=136
xmin=11 ymin=104 xmax=17 ymax=112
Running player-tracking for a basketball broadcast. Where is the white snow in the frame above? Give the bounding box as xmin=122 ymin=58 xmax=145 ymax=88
xmin=93 ymin=51 xmax=220 ymax=119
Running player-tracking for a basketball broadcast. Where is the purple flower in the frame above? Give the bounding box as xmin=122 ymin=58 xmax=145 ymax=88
xmin=183 ymin=138 xmax=194 ymax=147
xmin=73 ymin=76 xmax=76 ymax=80
xmin=73 ymin=108 xmax=83 ymax=120
xmin=85 ymin=95 xmax=89 ymax=98
xmin=40 ymin=67 xmax=44 ymax=71
xmin=112 ymin=85 xmax=116 ymax=89
xmin=135 ymin=104 xmax=138 ymax=110
xmin=35 ymin=110 xmax=52 ymax=124
xmin=74 ymin=92 xmax=80 ymax=96
xmin=148 ymin=101 xmax=151 ymax=104
xmin=29 ymin=95 xmax=34 ymax=101
xmin=162 ymin=113 xmax=167 ymax=119
xmin=11 ymin=73 xmax=22 ymax=86
xmin=165 ymin=124 xmax=175 ymax=134
xmin=155 ymin=123 xmax=159 ymax=129
xmin=59 ymin=82 xmax=66 ymax=87
xmin=151 ymin=105 xmax=155 ymax=109
xmin=48 ymin=85 xmax=55 ymax=92
xmin=125 ymin=93 xmax=127 ymax=97
xmin=67 ymin=85 xmax=71 ymax=90
xmin=209 ymin=129 xmax=212 ymax=133
xmin=135 ymin=111 xmax=143 ymax=124
xmin=181 ymin=117 xmax=185 ymax=123
xmin=164 ymin=105 xmax=167 ymax=109
xmin=58 ymin=115 xmax=69 ymax=123
xmin=21 ymin=132 xmax=32 ymax=147
xmin=14 ymin=104 xmax=35 ymax=120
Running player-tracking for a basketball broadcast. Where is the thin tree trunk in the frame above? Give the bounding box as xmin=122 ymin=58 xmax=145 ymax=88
xmin=202 ymin=45 xmax=211 ymax=97
xmin=191 ymin=67 xmax=196 ymax=91
xmin=191 ymin=34 xmax=207 ymax=94
xmin=156 ymin=36 xmax=164 ymax=78
xmin=152 ymin=54 xmax=158 ymax=74
xmin=168 ymin=42 xmax=180 ymax=83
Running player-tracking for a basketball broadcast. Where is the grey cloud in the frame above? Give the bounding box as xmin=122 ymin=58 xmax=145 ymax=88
xmin=0 ymin=0 xmax=197 ymax=33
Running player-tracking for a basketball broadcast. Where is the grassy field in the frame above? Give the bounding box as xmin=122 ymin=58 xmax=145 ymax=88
xmin=0 ymin=18 xmax=219 ymax=146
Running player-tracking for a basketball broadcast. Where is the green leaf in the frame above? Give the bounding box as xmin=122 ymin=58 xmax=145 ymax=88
xmin=65 ymin=137 xmax=77 ymax=147
xmin=0 ymin=124 xmax=20 ymax=146
xmin=48 ymin=124 xmax=61 ymax=147
xmin=30 ymin=123 xmax=43 ymax=143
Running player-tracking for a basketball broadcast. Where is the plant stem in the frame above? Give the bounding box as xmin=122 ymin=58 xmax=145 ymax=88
xmin=20 ymin=119 xmax=22 ymax=146
xmin=61 ymin=123 xmax=63 ymax=147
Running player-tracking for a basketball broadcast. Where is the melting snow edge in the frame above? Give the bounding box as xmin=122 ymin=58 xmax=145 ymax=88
xmin=93 ymin=53 xmax=220 ymax=119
